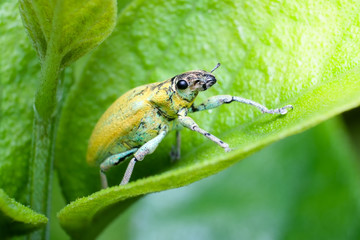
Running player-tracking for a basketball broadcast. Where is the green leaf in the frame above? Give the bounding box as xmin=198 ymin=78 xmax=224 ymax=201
xmin=56 ymin=0 xmax=360 ymax=237
xmin=0 ymin=2 xmax=48 ymax=237
xmin=1 ymin=0 xmax=117 ymax=238
xmin=0 ymin=0 xmax=39 ymax=204
xmin=18 ymin=0 xmax=118 ymax=121
xmin=19 ymin=0 xmax=117 ymax=68
xmin=99 ymin=118 xmax=360 ymax=240
xmin=0 ymin=189 xmax=48 ymax=237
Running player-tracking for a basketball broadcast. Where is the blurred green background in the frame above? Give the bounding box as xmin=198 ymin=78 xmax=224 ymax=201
xmin=51 ymin=116 xmax=360 ymax=240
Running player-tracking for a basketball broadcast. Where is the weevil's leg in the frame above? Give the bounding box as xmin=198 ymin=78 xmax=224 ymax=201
xmin=100 ymin=171 xmax=108 ymax=189
xmin=178 ymin=109 xmax=230 ymax=152
xmin=189 ymin=95 xmax=293 ymax=115
xmin=170 ymin=130 xmax=181 ymax=161
xmin=120 ymin=128 xmax=168 ymax=185
xmin=100 ymin=148 xmax=138 ymax=188
xmin=120 ymin=158 xmax=137 ymax=185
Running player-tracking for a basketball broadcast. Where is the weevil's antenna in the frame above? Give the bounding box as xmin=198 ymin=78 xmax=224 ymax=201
xmin=210 ymin=63 xmax=221 ymax=73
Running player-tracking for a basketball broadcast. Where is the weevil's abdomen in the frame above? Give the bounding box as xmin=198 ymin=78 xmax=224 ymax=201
xmin=87 ymin=85 xmax=151 ymax=166
xmin=86 ymin=82 xmax=177 ymax=166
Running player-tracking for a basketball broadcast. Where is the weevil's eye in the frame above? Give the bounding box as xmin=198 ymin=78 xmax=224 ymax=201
xmin=176 ymin=80 xmax=188 ymax=90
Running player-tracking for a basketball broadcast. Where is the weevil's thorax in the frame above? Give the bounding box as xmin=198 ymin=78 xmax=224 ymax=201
xmin=148 ymin=79 xmax=195 ymax=120
xmin=149 ymin=70 xmax=217 ymax=119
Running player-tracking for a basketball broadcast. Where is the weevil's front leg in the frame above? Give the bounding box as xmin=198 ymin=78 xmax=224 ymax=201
xmin=189 ymin=95 xmax=293 ymax=115
xmin=120 ymin=128 xmax=168 ymax=185
xmin=178 ymin=109 xmax=230 ymax=152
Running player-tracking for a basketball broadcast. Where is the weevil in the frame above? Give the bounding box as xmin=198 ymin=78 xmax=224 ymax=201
xmin=86 ymin=63 xmax=293 ymax=188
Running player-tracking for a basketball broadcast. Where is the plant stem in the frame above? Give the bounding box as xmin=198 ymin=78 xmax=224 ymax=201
xmin=28 ymin=51 xmax=62 ymax=240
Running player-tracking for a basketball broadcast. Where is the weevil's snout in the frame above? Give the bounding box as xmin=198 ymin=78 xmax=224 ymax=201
xmin=198 ymin=74 xmax=216 ymax=91
xmin=205 ymin=74 xmax=216 ymax=89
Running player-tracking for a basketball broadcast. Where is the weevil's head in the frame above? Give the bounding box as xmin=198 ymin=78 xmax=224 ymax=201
xmin=172 ymin=63 xmax=220 ymax=101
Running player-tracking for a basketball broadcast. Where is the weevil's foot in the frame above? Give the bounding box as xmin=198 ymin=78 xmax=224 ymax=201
xmin=220 ymin=141 xmax=231 ymax=152
xmin=170 ymin=146 xmax=181 ymax=162
xmin=279 ymin=105 xmax=294 ymax=115
xmin=265 ymin=105 xmax=294 ymax=115
xmin=224 ymin=147 xmax=232 ymax=152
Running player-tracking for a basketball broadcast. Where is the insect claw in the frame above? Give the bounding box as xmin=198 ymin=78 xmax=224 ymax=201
xmin=280 ymin=109 xmax=288 ymax=115
xmin=280 ymin=105 xmax=294 ymax=114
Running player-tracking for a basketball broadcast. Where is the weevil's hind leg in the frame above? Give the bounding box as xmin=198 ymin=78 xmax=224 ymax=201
xmin=120 ymin=128 xmax=168 ymax=185
xmin=100 ymin=171 xmax=108 ymax=189
xmin=170 ymin=130 xmax=181 ymax=161
xmin=120 ymin=158 xmax=137 ymax=185
xmin=100 ymin=148 xmax=138 ymax=189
